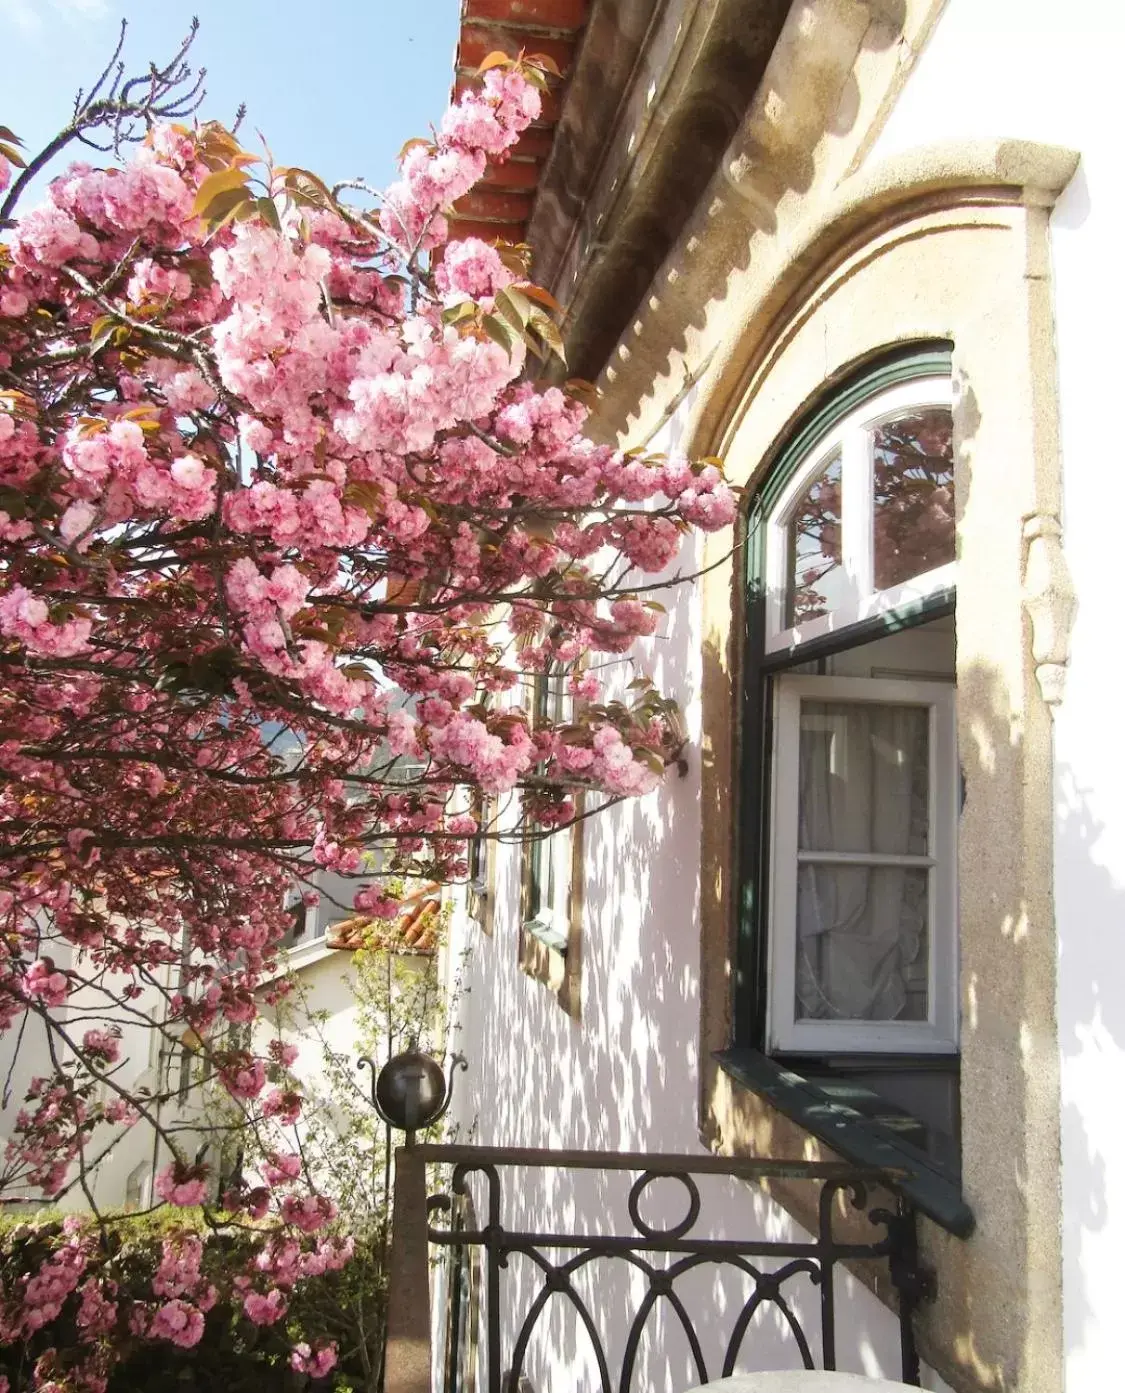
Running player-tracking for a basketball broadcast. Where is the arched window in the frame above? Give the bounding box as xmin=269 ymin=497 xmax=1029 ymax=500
xmin=742 ymin=347 xmax=959 ymax=1136
xmin=764 ymin=375 xmax=956 ymax=652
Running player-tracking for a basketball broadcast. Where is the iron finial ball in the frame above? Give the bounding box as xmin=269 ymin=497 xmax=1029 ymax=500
xmin=374 ymin=1050 xmax=449 ymax=1132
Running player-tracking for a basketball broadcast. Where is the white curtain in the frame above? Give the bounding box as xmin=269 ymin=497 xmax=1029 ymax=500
xmin=795 ymin=701 xmax=928 ymax=1022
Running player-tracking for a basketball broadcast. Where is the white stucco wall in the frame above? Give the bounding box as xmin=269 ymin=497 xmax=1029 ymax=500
xmin=866 ymin=3 xmax=1125 ymax=1389
xmin=445 ymin=397 xmax=933 ymax=1393
xmin=444 ymin=5 xmax=1125 ymax=1386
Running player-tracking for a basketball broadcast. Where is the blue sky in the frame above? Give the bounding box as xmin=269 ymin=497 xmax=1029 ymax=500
xmin=1 ymin=0 xmax=462 ymax=200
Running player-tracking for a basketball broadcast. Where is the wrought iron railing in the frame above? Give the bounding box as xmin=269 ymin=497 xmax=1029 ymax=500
xmin=407 ymin=1144 xmax=930 ymax=1393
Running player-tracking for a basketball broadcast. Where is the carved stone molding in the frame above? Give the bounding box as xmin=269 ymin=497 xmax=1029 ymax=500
xmin=1023 ymin=512 xmax=1077 ymax=711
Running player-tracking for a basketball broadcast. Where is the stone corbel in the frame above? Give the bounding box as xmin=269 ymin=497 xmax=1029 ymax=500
xmin=1022 ymin=513 xmax=1077 ymax=710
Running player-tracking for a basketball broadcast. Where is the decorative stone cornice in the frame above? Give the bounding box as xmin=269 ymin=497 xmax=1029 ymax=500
xmin=527 ymin=0 xmax=791 ymax=381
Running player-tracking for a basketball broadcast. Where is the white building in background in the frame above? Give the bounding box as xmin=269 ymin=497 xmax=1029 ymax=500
xmin=0 ymin=864 xmax=445 ymax=1220
xmin=434 ymin=2 xmax=1125 ymax=1392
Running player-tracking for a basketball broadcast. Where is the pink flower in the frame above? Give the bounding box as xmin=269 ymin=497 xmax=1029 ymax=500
xmin=82 ymin=1028 xmax=121 ymax=1064
xmin=153 ymin=1235 xmax=204 ymax=1298
xmin=353 ymin=884 xmax=400 ymax=920
xmin=268 ymin=1038 xmax=299 ymax=1068
xmin=0 ymin=585 xmax=91 ymax=657
xmin=242 ymin=1287 xmax=287 ymax=1325
xmin=262 ymin=1149 xmax=302 ymax=1185
xmin=219 ymin=1053 xmax=266 ymax=1100
xmin=290 ymin=1341 xmax=338 ymax=1378
xmin=261 ymin=1088 xmax=302 ymax=1125
xmin=280 ymin=1192 xmax=336 ymax=1233
xmin=76 ymin=1278 xmax=118 ymax=1336
xmin=149 ymin=1298 xmax=205 ymax=1348
xmin=59 ymin=500 xmax=97 ymax=545
xmin=154 ymin=1162 xmax=209 ymax=1207
xmin=436 ymin=238 xmax=514 ymax=300
xmin=23 ymin=958 xmax=69 ymax=1008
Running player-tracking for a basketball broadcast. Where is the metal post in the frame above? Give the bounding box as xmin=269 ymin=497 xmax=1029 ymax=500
xmin=385 ymin=1141 xmax=433 ymax=1393
xmin=884 ymin=1204 xmax=929 ymax=1387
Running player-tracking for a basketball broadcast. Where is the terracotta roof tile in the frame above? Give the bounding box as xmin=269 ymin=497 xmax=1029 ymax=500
xmin=464 ymin=0 xmax=589 ymax=30
xmin=447 ymin=0 xmax=588 ymax=248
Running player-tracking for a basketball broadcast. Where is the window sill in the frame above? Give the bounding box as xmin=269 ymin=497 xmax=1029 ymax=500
xmin=259 ymin=937 xmax=336 ymax=984
xmin=522 ymin=917 xmax=568 ymax=954
xmin=715 ymin=1046 xmax=974 ymax=1237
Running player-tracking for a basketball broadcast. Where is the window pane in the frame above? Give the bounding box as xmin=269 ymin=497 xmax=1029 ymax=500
xmin=795 ymin=864 xmax=929 ymax=1021
xmin=797 ymin=700 xmax=930 ymax=856
xmin=785 ymin=452 xmax=845 ymax=626
xmin=872 ymin=407 xmax=954 ymax=590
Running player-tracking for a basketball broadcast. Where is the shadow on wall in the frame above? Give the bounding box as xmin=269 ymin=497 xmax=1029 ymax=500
xmin=445 ymin=639 xmax=1110 ymax=1393
xmin=445 ymin=521 xmax=908 ymax=1389
xmin=1054 ymin=767 xmax=1123 ymax=1367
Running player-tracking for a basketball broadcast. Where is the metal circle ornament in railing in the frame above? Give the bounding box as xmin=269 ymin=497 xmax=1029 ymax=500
xmin=627 ymin=1169 xmax=702 ymax=1240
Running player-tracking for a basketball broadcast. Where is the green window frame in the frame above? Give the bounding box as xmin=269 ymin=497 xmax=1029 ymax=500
xmin=521 ymin=665 xmax=573 ymax=954
xmin=722 ymin=342 xmax=973 ymax=1235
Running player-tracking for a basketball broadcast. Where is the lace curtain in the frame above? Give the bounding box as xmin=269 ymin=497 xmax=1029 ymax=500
xmin=795 ymin=701 xmax=929 ymax=1022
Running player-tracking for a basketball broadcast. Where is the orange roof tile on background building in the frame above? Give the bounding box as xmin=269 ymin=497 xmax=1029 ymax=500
xmin=327 ymin=882 xmax=443 ymax=955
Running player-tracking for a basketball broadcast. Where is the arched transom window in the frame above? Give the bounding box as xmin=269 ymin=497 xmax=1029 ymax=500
xmin=764 ymin=376 xmax=955 ymax=652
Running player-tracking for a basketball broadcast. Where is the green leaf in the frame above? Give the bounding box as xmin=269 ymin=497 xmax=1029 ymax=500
xmin=192 ymin=166 xmax=251 ymax=217
xmin=343 ymin=481 xmax=384 ymax=518
xmin=476 ymin=51 xmax=513 ymax=75
xmin=521 ymin=65 xmax=550 ymax=92
xmin=0 ymin=485 xmax=26 ymax=520
xmin=441 ymin=301 xmax=477 ymax=326
xmin=495 ymin=286 xmax=533 ymax=329
xmin=481 ymin=314 xmax=516 ymax=357
xmin=529 ymin=307 xmax=566 ymax=362
xmin=199 ymin=185 xmax=254 ymax=237
xmin=89 ymin=315 xmax=117 ymax=355
xmin=282 ymin=167 xmax=337 ymax=211
xmin=0 ymin=142 xmax=26 ymax=169
xmin=526 ymin=53 xmax=562 ymax=79
xmin=397 ymin=137 xmax=433 ymax=163
xmin=255 ymin=195 xmax=282 ymax=231
xmin=517 ymin=282 xmax=563 ymax=313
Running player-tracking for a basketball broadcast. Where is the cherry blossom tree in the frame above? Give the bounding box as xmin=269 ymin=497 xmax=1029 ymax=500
xmin=0 ymin=22 xmax=735 ymax=1385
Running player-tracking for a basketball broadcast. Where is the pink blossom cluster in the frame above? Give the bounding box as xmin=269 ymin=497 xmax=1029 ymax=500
xmin=154 ymin=1162 xmax=209 ymax=1208
xmin=81 ymin=1028 xmax=120 ymax=1064
xmin=383 ymin=67 xmax=541 ymax=249
xmin=62 ymin=418 xmax=217 ymax=528
xmin=0 ymin=50 xmax=736 ymax=1367
xmin=5 ymin=1077 xmax=93 ymax=1196
xmin=0 ymin=586 xmax=91 ymax=658
xmin=5 ymin=1240 xmax=88 ymax=1340
xmin=75 ymin=1277 xmax=118 ymax=1336
xmin=146 ymin=1296 xmax=205 ymax=1348
xmin=435 ymin=235 xmax=515 ymax=301
xmin=290 ymin=1341 xmax=339 ymax=1378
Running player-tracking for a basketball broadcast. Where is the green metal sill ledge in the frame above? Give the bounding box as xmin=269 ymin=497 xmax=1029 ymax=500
xmin=715 ymin=1047 xmax=975 ymax=1238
